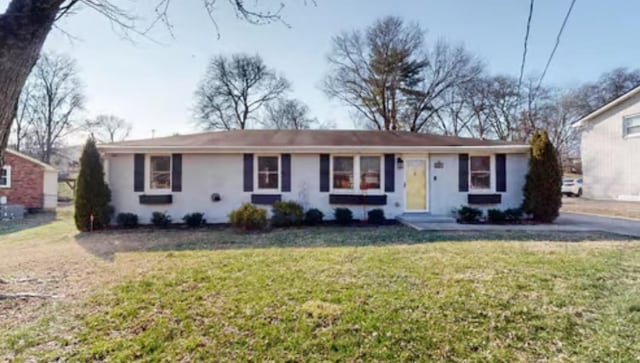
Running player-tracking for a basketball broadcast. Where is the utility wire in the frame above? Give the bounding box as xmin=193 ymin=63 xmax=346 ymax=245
xmin=535 ymin=0 xmax=577 ymax=92
xmin=517 ymin=0 xmax=535 ymax=94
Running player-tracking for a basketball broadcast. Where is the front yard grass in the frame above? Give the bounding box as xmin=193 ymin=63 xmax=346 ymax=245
xmin=2 ymin=220 xmax=639 ymax=361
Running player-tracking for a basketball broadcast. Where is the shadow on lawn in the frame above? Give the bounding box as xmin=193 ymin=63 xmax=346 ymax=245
xmin=0 ymin=211 xmax=58 ymax=236
xmin=74 ymin=225 xmax=634 ymax=261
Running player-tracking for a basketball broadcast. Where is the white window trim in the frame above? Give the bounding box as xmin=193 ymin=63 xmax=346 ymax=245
xmin=330 ymin=154 xmax=384 ymax=194
xmin=0 ymin=165 xmax=11 ymax=188
xmin=254 ymin=154 xmax=281 ymax=193
xmin=145 ymin=154 xmax=172 ymax=194
xmin=623 ymin=114 xmax=640 ymax=139
xmin=468 ymin=154 xmax=494 ymax=193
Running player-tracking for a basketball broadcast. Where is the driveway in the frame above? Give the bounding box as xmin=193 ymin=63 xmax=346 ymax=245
xmin=405 ymin=213 xmax=640 ymax=238
xmin=562 ymin=197 xmax=640 ymax=220
xmin=556 ymin=213 xmax=640 ymax=238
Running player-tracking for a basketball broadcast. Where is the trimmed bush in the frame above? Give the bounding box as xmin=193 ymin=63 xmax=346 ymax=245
xmin=456 ymin=206 xmax=483 ymax=223
xmin=367 ymin=209 xmax=385 ymax=225
xmin=334 ymin=208 xmax=353 ymax=226
xmin=183 ymin=212 xmax=205 ymax=228
xmin=504 ymin=208 xmax=524 ymax=223
xmin=271 ymin=201 xmax=304 ymax=227
xmin=487 ymin=209 xmax=506 ymax=224
xmin=116 ymin=213 xmax=138 ymax=228
xmin=74 ymin=138 xmax=111 ymax=231
xmin=304 ymin=208 xmax=324 ymax=226
xmin=151 ymin=211 xmax=171 ymax=228
xmin=229 ymin=203 xmax=267 ymax=230
xmin=522 ymin=130 xmax=562 ymax=222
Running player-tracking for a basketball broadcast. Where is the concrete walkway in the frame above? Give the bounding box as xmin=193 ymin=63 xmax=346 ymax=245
xmin=404 ymin=213 xmax=640 ymax=238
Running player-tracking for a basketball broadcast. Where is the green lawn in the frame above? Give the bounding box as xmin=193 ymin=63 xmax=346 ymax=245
xmin=3 ymin=225 xmax=639 ymax=362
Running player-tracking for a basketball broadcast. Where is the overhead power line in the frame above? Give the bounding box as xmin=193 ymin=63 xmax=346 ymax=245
xmin=517 ymin=0 xmax=535 ymax=94
xmin=536 ymin=0 xmax=578 ymax=91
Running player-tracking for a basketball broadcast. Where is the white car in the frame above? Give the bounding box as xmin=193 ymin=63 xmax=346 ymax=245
xmin=562 ymin=177 xmax=583 ymax=197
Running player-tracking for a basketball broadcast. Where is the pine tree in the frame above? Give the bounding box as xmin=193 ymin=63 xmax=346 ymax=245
xmin=522 ymin=130 xmax=562 ymax=223
xmin=74 ymin=138 xmax=111 ymax=231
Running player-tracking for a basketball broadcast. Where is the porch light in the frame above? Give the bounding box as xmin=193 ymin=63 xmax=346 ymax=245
xmin=397 ymin=157 xmax=404 ymax=170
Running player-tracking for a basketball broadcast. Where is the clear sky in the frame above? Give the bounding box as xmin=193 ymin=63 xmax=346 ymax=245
xmin=18 ymin=0 xmax=640 ymax=139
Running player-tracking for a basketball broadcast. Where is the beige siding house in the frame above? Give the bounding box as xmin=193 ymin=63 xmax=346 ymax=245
xmin=574 ymin=86 xmax=640 ymax=201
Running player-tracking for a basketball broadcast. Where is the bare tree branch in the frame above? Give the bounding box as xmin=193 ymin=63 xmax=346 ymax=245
xmin=260 ymin=98 xmax=318 ymax=129
xmin=194 ymin=53 xmax=290 ymax=130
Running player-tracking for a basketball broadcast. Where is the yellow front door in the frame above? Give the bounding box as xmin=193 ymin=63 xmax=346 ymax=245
xmin=405 ymin=159 xmax=427 ymax=211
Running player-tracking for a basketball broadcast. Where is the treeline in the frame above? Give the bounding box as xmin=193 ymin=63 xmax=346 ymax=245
xmin=193 ymin=16 xmax=640 ymax=161
xmin=12 ymin=16 xmax=640 ymax=165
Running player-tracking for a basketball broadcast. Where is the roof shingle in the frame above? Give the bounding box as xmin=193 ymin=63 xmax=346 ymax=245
xmin=104 ymin=130 xmax=524 ymax=148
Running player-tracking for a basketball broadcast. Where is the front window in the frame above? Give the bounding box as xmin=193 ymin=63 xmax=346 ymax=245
xmin=0 ymin=166 xmax=10 ymax=188
xmin=149 ymin=156 xmax=171 ymax=190
xmin=257 ymin=156 xmax=279 ymax=190
xmin=333 ymin=156 xmax=354 ymax=190
xmin=360 ymin=156 xmax=381 ymax=190
xmin=624 ymin=115 xmax=640 ymax=137
xmin=470 ymin=156 xmax=491 ymax=190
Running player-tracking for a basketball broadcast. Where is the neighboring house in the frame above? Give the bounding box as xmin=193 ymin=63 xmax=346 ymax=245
xmin=99 ymin=130 xmax=530 ymax=224
xmin=574 ymin=86 xmax=640 ymax=201
xmin=0 ymin=149 xmax=58 ymax=210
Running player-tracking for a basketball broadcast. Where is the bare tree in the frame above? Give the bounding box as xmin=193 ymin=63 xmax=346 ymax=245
xmin=470 ymin=75 xmax=523 ymax=141
xmin=460 ymin=78 xmax=493 ymax=139
xmin=26 ymin=52 xmax=84 ymax=164
xmin=432 ymin=86 xmax=475 ymax=136
xmin=0 ymin=1 xmax=306 ymax=165
xmin=11 ymin=80 xmax=35 ymax=152
xmin=194 ymin=53 xmax=290 ymax=130
xmin=324 ymin=16 xmax=427 ymax=131
xmin=260 ymin=99 xmax=317 ymax=129
xmin=324 ymin=16 xmax=482 ymax=133
xmin=570 ymin=67 xmax=640 ymax=116
xmin=532 ymin=91 xmax=580 ymax=159
xmin=85 ymin=114 xmax=132 ymax=143
xmin=401 ymin=41 xmax=484 ymax=133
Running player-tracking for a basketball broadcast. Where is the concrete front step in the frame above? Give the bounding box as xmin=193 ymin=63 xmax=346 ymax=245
xmin=396 ymin=213 xmax=456 ymax=224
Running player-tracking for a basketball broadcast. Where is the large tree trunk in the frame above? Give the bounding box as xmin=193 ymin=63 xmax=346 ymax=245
xmin=0 ymin=0 xmax=63 ymax=165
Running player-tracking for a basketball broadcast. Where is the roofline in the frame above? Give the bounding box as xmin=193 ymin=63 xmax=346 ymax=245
xmin=5 ymin=149 xmax=57 ymax=171
xmin=573 ymin=85 xmax=640 ymax=127
xmin=99 ymin=144 xmax=530 ymax=154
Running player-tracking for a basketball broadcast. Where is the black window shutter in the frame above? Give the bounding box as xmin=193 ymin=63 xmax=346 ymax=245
xmin=496 ymin=153 xmax=507 ymax=192
xmin=281 ymin=154 xmax=291 ymax=192
xmin=384 ymin=154 xmax=395 ymax=192
xmin=319 ymin=154 xmax=330 ymax=192
xmin=458 ymin=154 xmax=469 ymax=192
xmin=171 ymin=154 xmax=182 ymax=192
xmin=134 ymin=154 xmax=145 ymax=192
xmin=243 ymin=154 xmax=254 ymax=192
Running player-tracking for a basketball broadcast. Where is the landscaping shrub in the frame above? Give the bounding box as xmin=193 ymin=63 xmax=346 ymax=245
xmin=183 ymin=212 xmax=205 ymax=228
xmin=151 ymin=211 xmax=172 ymax=228
xmin=74 ymin=138 xmax=111 ymax=231
xmin=334 ymin=208 xmax=353 ymax=225
xmin=367 ymin=209 xmax=385 ymax=225
xmin=304 ymin=208 xmax=324 ymax=226
xmin=229 ymin=203 xmax=267 ymax=230
xmin=456 ymin=206 xmax=483 ymax=223
xmin=271 ymin=201 xmax=304 ymax=227
xmin=504 ymin=208 xmax=524 ymax=223
xmin=487 ymin=209 xmax=506 ymax=224
xmin=116 ymin=213 xmax=138 ymax=228
xmin=522 ymin=130 xmax=562 ymax=223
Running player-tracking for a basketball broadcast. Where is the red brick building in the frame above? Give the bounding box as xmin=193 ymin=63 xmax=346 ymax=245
xmin=0 ymin=149 xmax=58 ymax=210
